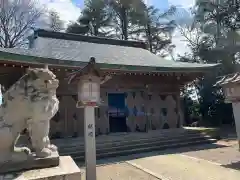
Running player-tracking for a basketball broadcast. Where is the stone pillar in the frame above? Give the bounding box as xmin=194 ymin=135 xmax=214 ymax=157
xmin=232 ymin=102 xmax=240 ymax=150
xmin=84 ymin=106 xmax=97 ymax=180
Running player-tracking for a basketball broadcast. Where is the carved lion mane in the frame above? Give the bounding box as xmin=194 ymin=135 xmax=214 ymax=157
xmin=0 ymin=67 xmax=59 ymax=162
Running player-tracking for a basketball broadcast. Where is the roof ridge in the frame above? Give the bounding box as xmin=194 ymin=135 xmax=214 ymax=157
xmin=34 ymin=29 xmax=147 ymax=49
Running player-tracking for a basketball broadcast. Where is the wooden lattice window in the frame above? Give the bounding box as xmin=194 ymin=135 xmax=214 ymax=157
xmin=174 ymin=107 xmax=178 ymax=114
xmin=148 ymin=94 xmax=152 ymax=100
xmin=73 ymin=113 xmax=77 ymax=120
xmin=133 ymin=106 xmax=138 ymax=116
xmin=161 ymin=108 xmax=168 ymax=116
xmin=160 ymin=95 xmax=166 ymax=100
xmin=132 ymin=92 xmax=136 ymax=99
xmin=150 ymin=108 xmax=155 ymax=114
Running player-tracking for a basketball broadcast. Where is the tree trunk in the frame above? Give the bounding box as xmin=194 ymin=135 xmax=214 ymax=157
xmin=146 ymin=22 xmax=153 ymax=52
xmin=120 ymin=7 xmax=128 ymax=40
xmin=93 ymin=25 xmax=99 ymax=36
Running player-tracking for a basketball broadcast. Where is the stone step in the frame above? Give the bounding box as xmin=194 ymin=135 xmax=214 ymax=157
xmin=60 ymin=135 xmax=211 ymax=155
xmin=55 ymin=129 xmax=217 ymax=162
xmin=53 ymin=128 xmax=190 ymax=146
xmin=73 ymin=138 xmax=217 ymax=162
xmin=59 ymin=135 xmax=215 ymax=158
xmin=55 ymin=130 xmax=202 ymax=149
xmin=58 ymin=133 xmax=208 ymax=153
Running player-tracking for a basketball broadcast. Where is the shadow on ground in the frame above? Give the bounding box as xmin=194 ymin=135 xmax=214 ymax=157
xmin=77 ymin=143 xmax=227 ymax=167
xmin=220 ymin=137 xmax=237 ymax=141
xmin=222 ymin=161 xmax=240 ymax=170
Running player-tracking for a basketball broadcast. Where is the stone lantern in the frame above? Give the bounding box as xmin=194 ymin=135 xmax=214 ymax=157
xmin=68 ymin=57 xmax=111 ymax=180
xmin=216 ymin=73 xmax=240 ymax=150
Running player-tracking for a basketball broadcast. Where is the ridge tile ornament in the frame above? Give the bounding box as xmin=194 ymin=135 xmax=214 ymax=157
xmin=216 ymin=72 xmax=240 ymax=150
xmin=0 ymin=65 xmax=60 ymax=174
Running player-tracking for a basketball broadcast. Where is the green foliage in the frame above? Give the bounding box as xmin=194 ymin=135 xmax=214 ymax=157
xmin=107 ymin=0 xmax=146 ymax=40
xmin=179 ymin=0 xmax=240 ymax=127
xmin=67 ymin=0 xmax=112 ymax=36
xmin=195 ymin=0 xmax=240 ymax=32
xmin=132 ymin=5 xmax=176 ymax=55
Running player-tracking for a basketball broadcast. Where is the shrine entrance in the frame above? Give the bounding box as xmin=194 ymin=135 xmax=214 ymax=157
xmin=108 ymin=93 xmax=127 ymax=132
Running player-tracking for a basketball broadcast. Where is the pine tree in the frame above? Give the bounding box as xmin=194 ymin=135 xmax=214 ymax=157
xmin=67 ymin=0 xmax=112 ymax=36
xmin=131 ymin=5 xmax=176 ymax=55
xmin=107 ymin=0 xmax=146 ymax=40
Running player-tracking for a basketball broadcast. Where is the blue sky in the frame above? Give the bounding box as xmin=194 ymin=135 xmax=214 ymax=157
xmin=70 ymin=0 xmax=195 ymax=9
xmin=148 ymin=0 xmax=169 ymax=10
xmin=71 ymin=0 xmax=84 ymax=7
xmin=42 ymin=0 xmax=196 ymax=57
xmin=43 ymin=0 xmax=195 ymax=24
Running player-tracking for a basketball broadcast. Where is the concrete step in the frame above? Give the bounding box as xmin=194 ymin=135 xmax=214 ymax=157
xmin=59 ymin=133 xmax=208 ymax=153
xmin=73 ymin=138 xmax=217 ymax=162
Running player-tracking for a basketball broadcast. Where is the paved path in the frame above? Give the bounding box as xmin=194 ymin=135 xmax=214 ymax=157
xmin=79 ymin=148 xmax=240 ymax=180
xmin=182 ymin=140 xmax=240 ymax=166
xmin=126 ymin=153 xmax=240 ymax=180
xmin=79 ymin=140 xmax=240 ymax=180
xmin=80 ymin=162 xmax=160 ymax=180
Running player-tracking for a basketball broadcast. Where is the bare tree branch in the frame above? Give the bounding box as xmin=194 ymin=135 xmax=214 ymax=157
xmin=47 ymin=10 xmax=64 ymax=32
xmin=0 ymin=0 xmax=44 ymax=48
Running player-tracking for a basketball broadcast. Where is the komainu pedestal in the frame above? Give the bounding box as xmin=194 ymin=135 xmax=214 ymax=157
xmin=0 ymin=67 xmax=60 ymax=174
xmin=0 ymin=156 xmax=81 ymax=180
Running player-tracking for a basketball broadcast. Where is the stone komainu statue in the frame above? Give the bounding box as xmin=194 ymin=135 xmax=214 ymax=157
xmin=0 ymin=67 xmax=59 ymax=163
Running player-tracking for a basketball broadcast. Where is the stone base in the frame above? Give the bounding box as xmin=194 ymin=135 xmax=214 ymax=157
xmin=0 ymin=151 xmax=59 ymax=174
xmin=0 ymin=156 xmax=81 ymax=180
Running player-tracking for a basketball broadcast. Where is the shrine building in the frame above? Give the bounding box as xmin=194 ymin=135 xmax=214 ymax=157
xmin=0 ymin=29 xmax=218 ymax=139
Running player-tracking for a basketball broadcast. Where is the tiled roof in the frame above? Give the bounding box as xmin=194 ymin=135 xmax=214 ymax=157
xmin=35 ymin=29 xmax=148 ymax=49
xmin=0 ymin=29 xmax=219 ymax=72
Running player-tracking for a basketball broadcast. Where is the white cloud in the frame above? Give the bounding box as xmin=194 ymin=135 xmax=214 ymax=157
xmin=172 ymin=30 xmax=191 ymax=57
xmin=169 ymin=0 xmax=195 ymax=8
xmin=169 ymin=0 xmax=195 ymax=58
xmin=41 ymin=0 xmax=81 ymax=26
